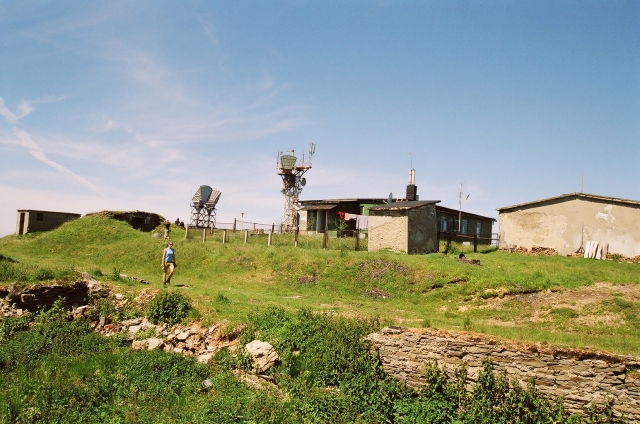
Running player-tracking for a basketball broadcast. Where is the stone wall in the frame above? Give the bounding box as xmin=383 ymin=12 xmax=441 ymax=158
xmin=366 ymin=326 xmax=640 ymax=420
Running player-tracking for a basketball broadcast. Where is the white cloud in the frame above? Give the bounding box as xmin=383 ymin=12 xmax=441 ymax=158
xmin=0 ymin=97 xmax=31 ymax=123
xmin=10 ymin=128 xmax=105 ymax=196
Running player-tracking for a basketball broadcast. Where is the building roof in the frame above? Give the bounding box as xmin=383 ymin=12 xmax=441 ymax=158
xmin=497 ymin=192 xmax=640 ymax=212
xmin=369 ymin=200 xmax=440 ymax=211
xmin=436 ymin=205 xmax=497 ymax=222
xmin=16 ymin=209 xmax=81 ymax=216
xmin=299 ymin=198 xmax=389 ymax=204
xmin=299 ymin=204 xmax=338 ymax=211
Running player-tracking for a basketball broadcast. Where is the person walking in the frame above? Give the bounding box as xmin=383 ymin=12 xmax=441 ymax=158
xmin=162 ymin=241 xmax=176 ymax=287
xmin=163 ymin=219 xmax=171 ymax=240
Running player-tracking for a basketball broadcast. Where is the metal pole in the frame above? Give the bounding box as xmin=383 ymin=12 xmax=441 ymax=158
xmin=244 ymin=230 xmax=248 ymax=244
xmin=233 ymin=218 xmax=236 ymax=232
xmin=202 ymin=227 xmax=206 ymax=242
xmin=185 ymin=226 xmax=188 ymax=239
xmin=268 ymin=231 xmax=272 ymax=247
xmin=222 ymin=230 xmax=227 ymax=244
xmin=458 ymin=183 xmax=462 ymax=233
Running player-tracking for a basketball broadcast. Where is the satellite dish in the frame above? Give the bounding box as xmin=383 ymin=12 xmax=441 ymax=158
xmin=301 ymin=177 xmax=306 ymax=186
xmin=388 ymin=192 xmax=393 ymax=203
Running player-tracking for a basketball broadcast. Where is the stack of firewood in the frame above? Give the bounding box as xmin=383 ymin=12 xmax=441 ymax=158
xmin=530 ymin=246 xmax=559 ymax=256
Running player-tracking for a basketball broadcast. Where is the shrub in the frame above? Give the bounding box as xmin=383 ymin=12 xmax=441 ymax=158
xmin=146 ymin=291 xmax=192 ymax=325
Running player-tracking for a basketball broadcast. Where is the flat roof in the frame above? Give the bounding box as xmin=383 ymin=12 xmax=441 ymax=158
xmin=16 ymin=209 xmax=81 ymax=216
xmin=436 ymin=205 xmax=497 ymax=222
xmin=497 ymin=192 xmax=640 ymax=212
xmin=369 ymin=200 xmax=440 ymax=211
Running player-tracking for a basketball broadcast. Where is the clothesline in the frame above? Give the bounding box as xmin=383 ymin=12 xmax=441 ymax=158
xmin=338 ymin=211 xmax=368 ymax=230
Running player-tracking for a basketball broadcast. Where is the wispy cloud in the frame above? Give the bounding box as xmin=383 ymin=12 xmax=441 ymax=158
xmin=0 ymin=97 xmax=34 ymax=123
xmin=197 ymin=16 xmax=219 ymax=46
xmin=11 ymin=128 xmax=105 ymax=196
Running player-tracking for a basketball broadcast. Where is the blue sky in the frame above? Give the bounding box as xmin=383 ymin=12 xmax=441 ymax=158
xmin=0 ymin=1 xmax=638 ymax=236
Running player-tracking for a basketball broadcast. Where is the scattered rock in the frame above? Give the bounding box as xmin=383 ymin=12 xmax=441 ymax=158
xmin=245 ymin=340 xmax=280 ymax=373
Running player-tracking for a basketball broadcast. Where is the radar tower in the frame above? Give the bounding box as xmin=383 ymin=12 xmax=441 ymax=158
xmin=189 ymin=185 xmax=221 ymax=228
xmin=276 ymin=143 xmax=315 ymax=231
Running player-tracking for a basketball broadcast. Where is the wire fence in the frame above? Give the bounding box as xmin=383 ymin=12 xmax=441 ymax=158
xmin=183 ymin=225 xmax=368 ymax=251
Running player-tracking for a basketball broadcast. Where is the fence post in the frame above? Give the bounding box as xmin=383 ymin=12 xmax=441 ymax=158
xmin=185 ymin=226 xmax=189 ymax=239
xmin=474 ymin=234 xmax=478 ymax=252
xmin=323 ymin=231 xmax=328 ymax=249
xmin=233 ymin=219 xmax=236 ymax=232
xmin=268 ymin=231 xmax=272 ymax=247
xmin=222 ymin=230 xmax=227 ymax=244
xmin=355 ymin=229 xmax=360 ymax=251
xmin=271 ymin=223 xmax=275 ymax=234
xmin=244 ymin=230 xmax=248 ymax=244
xmin=294 ymin=227 xmax=299 ymax=247
xmin=202 ymin=227 xmax=206 ymax=242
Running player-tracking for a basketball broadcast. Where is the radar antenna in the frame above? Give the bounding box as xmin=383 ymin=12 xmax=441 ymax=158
xmin=189 ymin=185 xmax=221 ymax=228
xmin=276 ymin=143 xmax=315 ymax=231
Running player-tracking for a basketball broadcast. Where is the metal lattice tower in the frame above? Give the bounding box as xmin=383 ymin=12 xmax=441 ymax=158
xmin=189 ymin=185 xmax=221 ymax=228
xmin=277 ymin=143 xmax=315 ymax=231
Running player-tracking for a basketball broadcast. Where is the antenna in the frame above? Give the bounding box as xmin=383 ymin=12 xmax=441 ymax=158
xmin=190 ymin=185 xmax=221 ymax=228
xmin=277 ymin=145 xmax=316 ymax=231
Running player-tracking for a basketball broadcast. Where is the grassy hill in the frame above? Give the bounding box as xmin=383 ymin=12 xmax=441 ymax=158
xmin=2 ymin=214 xmax=640 ymax=355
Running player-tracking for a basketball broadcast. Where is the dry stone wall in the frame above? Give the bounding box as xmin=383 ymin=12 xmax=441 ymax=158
xmin=366 ymin=326 xmax=640 ymax=420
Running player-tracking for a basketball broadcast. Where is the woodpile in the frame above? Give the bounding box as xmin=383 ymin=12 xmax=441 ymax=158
xmin=503 ymin=246 xmax=558 ymax=256
xmin=530 ymin=246 xmax=559 ymax=256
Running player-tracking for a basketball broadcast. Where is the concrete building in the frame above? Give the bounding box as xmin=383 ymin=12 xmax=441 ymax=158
xmin=497 ymin=193 xmax=640 ymax=257
xmin=368 ymin=200 xmax=439 ymax=254
xmin=16 ymin=210 xmax=81 ymax=235
xmin=299 ymin=198 xmax=495 ymax=240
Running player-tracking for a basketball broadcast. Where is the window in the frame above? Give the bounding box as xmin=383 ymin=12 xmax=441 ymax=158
xmin=440 ymin=216 xmax=447 ymax=231
xmin=36 ymin=213 xmax=44 ymax=221
xmin=461 ymin=219 xmax=468 ymax=234
xmin=476 ymin=222 xmax=482 ymax=235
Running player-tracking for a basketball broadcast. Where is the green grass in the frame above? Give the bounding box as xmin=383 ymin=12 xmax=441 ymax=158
xmin=1 ymin=215 xmax=640 ymax=354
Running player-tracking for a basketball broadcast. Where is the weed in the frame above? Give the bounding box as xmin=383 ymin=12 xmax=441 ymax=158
xmin=463 ymin=316 xmax=472 ymax=330
xmin=146 ymin=291 xmax=193 ymax=325
xmin=215 ymin=293 xmax=230 ymax=303
xmin=550 ymin=307 xmax=579 ymax=319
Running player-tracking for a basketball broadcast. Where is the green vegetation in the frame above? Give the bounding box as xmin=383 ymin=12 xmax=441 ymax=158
xmin=146 ymin=290 xmax=193 ymax=325
xmin=0 ymin=304 xmax=626 ymax=423
xmin=1 ymin=215 xmax=640 ymax=355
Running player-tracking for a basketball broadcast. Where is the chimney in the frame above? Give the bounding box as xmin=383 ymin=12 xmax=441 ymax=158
xmin=406 ymin=169 xmax=417 ymax=201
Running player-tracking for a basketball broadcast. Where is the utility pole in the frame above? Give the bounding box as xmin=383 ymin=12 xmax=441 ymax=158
xmin=458 ymin=183 xmax=463 ymax=232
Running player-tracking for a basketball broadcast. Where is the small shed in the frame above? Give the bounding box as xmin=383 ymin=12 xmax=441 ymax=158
xmin=497 ymin=192 xmax=640 ymax=257
xmin=16 ymin=210 xmax=81 ymax=235
xmin=368 ymin=200 xmax=440 ymax=254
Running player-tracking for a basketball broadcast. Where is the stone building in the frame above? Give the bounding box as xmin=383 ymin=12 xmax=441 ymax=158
xmin=497 ymin=192 xmax=640 ymax=257
xmin=368 ymin=200 xmax=439 ymax=254
xmin=16 ymin=209 xmax=81 ymax=235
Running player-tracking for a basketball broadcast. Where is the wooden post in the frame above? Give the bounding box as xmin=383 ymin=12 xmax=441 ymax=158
xmin=222 ymin=230 xmax=227 ymax=244
xmin=233 ymin=218 xmax=236 ymax=232
xmin=271 ymin=223 xmax=275 ymax=234
xmin=268 ymin=231 xmax=272 ymax=247
xmin=355 ymin=229 xmax=360 ymax=251
xmin=473 ymin=234 xmax=477 ymax=252
xmin=244 ymin=230 xmax=248 ymax=244
xmin=294 ymin=227 xmax=299 ymax=247
xmin=253 ymin=223 xmax=256 ymax=231
xmin=185 ymin=226 xmax=189 ymax=239
xmin=202 ymin=227 xmax=206 ymax=242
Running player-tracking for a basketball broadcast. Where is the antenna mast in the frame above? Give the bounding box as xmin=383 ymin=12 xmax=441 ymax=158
xmin=458 ymin=183 xmax=463 ymax=232
xmin=276 ymin=143 xmax=315 ymax=231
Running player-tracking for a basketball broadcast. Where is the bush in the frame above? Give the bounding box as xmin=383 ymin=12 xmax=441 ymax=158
xmin=146 ymin=290 xmax=192 ymax=325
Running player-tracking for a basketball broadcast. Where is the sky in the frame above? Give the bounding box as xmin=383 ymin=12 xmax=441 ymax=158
xmin=0 ymin=1 xmax=638 ymax=236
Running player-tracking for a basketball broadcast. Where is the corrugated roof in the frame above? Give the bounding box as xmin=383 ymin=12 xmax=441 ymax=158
xmin=497 ymin=192 xmax=640 ymax=212
xmin=299 ymin=204 xmax=338 ymax=211
xmin=369 ymin=200 xmax=440 ymax=211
